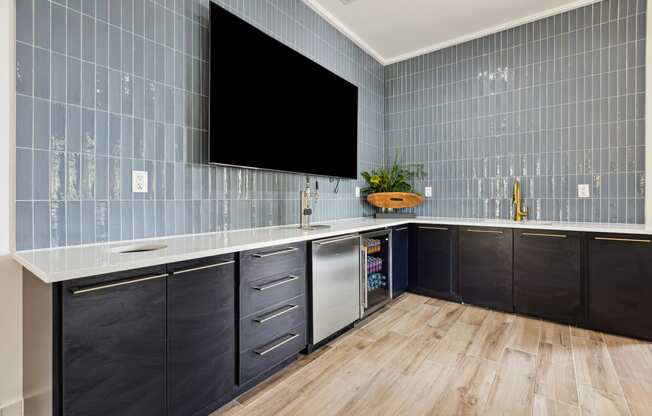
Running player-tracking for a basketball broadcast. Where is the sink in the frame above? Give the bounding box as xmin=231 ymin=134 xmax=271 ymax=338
xmin=302 ymin=225 xmax=331 ymax=230
xmin=108 ymin=243 xmax=168 ymax=254
xmin=284 ymin=224 xmax=332 ymax=231
xmin=520 ymin=221 xmax=554 ymax=225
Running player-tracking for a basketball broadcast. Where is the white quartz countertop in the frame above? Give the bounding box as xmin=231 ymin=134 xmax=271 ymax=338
xmin=13 ymin=217 xmax=652 ymax=284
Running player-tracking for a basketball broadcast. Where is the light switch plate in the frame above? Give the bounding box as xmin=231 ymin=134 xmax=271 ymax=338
xmin=132 ymin=171 xmax=148 ymax=193
xmin=355 ymin=187 xmax=360 ymax=197
xmin=425 ymin=186 xmax=432 ymax=197
xmin=578 ymin=184 xmax=590 ymax=198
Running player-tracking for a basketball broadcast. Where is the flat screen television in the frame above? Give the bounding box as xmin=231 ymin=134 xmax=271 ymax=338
xmin=209 ymin=3 xmax=358 ymax=179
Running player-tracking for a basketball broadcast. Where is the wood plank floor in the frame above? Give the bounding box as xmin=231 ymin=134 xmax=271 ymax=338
xmin=212 ymin=294 xmax=652 ymax=416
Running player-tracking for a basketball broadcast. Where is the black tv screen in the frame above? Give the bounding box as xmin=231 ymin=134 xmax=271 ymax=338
xmin=209 ymin=3 xmax=358 ymax=179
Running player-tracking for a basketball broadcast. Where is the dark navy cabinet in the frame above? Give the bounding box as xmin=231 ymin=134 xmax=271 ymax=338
xmin=514 ymin=230 xmax=582 ymax=324
xmin=61 ymin=267 xmax=168 ymax=416
xmin=459 ymin=227 xmax=513 ymax=312
xmin=49 ymin=224 xmax=652 ymax=416
xmin=391 ymin=226 xmax=409 ymax=297
xmin=239 ymin=243 xmax=308 ymax=387
xmin=167 ymin=255 xmax=236 ymax=416
xmin=413 ymin=225 xmax=458 ymax=301
xmin=59 ymin=257 xmax=238 ymax=416
xmin=588 ymin=234 xmax=652 ymax=340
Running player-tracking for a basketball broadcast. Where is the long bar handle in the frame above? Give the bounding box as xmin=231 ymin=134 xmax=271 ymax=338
xmin=315 ymin=234 xmax=359 ymax=246
xmin=253 ymin=304 xmax=299 ymax=324
xmin=594 ymin=237 xmax=652 ymax=244
xmin=254 ymin=333 xmax=299 ymax=356
xmin=466 ymin=229 xmax=503 ymax=234
xmin=395 ymin=227 xmax=409 ymax=231
xmin=522 ymin=233 xmax=567 ymax=239
xmin=173 ymin=260 xmax=235 ymax=276
xmin=252 ymin=275 xmax=299 ymax=291
xmin=419 ymin=226 xmax=449 ymax=231
xmin=251 ymin=247 xmax=298 ymax=258
xmin=71 ymin=273 xmax=168 ymax=295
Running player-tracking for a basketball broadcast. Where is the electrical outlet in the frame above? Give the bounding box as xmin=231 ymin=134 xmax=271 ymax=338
xmin=425 ymin=186 xmax=432 ymax=197
xmin=132 ymin=171 xmax=148 ymax=193
xmin=355 ymin=187 xmax=361 ymax=197
xmin=578 ymin=184 xmax=590 ymax=198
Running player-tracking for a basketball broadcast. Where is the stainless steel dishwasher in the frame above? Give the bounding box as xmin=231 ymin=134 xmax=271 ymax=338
xmin=310 ymin=234 xmax=361 ymax=347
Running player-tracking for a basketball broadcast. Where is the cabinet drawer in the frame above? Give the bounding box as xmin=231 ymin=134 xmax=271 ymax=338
xmin=240 ymin=269 xmax=306 ymax=317
xmin=240 ymin=243 xmax=306 ymax=283
xmin=240 ymin=323 xmax=306 ymax=384
xmin=240 ymin=295 xmax=306 ymax=352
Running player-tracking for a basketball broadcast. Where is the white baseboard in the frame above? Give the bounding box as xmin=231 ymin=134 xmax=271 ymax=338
xmin=0 ymin=400 xmax=23 ymax=416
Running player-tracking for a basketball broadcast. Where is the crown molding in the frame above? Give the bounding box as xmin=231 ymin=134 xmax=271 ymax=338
xmin=383 ymin=0 xmax=603 ymax=64
xmin=302 ymin=0 xmax=604 ymax=66
xmin=300 ymin=0 xmax=388 ymax=64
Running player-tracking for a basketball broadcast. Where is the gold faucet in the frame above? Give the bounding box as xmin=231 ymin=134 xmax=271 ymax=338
xmin=512 ymin=179 xmax=528 ymax=222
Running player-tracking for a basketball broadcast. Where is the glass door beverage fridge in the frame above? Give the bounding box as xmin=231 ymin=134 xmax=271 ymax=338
xmin=360 ymin=230 xmax=392 ymax=318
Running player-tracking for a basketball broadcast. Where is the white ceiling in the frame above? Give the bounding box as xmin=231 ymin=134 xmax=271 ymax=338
xmin=302 ymin=0 xmax=601 ymax=65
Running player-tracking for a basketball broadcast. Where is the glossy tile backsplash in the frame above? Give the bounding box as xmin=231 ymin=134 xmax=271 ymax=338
xmin=15 ymin=0 xmax=384 ymax=250
xmin=385 ymin=0 xmax=646 ymax=223
xmin=14 ymin=0 xmax=649 ymax=250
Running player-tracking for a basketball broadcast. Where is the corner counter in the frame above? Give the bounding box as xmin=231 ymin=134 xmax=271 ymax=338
xmin=13 ymin=217 xmax=652 ymax=283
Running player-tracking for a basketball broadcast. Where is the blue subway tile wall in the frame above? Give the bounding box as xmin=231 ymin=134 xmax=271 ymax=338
xmin=15 ymin=0 xmax=384 ymax=250
xmin=385 ymin=0 xmax=646 ymax=223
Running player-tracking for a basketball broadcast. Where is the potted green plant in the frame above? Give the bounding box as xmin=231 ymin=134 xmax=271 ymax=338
xmin=361 ymin=157 xmax=426 ymax=218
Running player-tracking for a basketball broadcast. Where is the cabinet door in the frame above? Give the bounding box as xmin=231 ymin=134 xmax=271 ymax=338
xmin=61 ymin=267 xmax=167 ymax=416
xmin=168 ymin=256 xmax=236 ymax=416
xmin=459 ymin=228 xmax=513 ymax=312
xmin=415 ymin=225 xmax=457 ymax=300
xmin=391 ymin=226 xmax=409 ymax=297
xmin=588 ymin=234 xmax=652 ymax=340
xmin=514 ymin=230 xmax=581 ymax=324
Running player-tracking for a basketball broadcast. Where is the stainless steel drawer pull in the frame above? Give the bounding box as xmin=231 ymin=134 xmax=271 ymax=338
xmin=419 ymin=226 xmax=449 ymax=231
xmin=594 ymin=237 xmax=652 ymax=244
xmin=70 ymin=274 xmax=168 ymax=295
xmin=173 ymin=260 xmax=235 ymax=276
xmin=254 ymin=333 xmax=299 ymax=356
xmin=251 ymin=247 xmax=299 ymax=258
xmin=253 ymin=304 xmax=299 ymax=324
xmin=315 ymin=234 xmax=359 ymax=246
xmin=252 ymin=275 xmax=299 ymax=291
xmin=395 ymin=227 xmax=409 ymax=231
xmin=466 ymin=229 xmax=503 ymax=234
xmin=522 ymin=233 xmax=567 ymax=239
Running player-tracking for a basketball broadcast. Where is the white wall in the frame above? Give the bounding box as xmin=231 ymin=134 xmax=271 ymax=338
xmin=647 ymin=7 xmax=652 ymax=226
xmin=0 ymin=0 xmax=23 ymax=411
xmin=1 ymin=0 xmax=14 ymax=251
xmin=0 ymin=258 xmax=23 ymax=410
